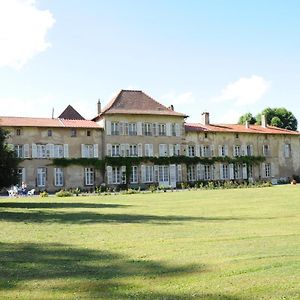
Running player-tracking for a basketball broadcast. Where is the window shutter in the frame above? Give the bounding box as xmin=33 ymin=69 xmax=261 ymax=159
xmin=137 ymin=122 xmax=142 ymax=136
xmin=121 ymin=166 xmax=126 ymax=183
xmin=166 ymin=123 xmax=172 ymax=136
xmin=186 ymin=145 xmax=189 ymax=156
xmin=63 ymin=144 xmax=69 ymax=158
xmin=106 ymin=144 xmax=112 ymax=156
xmin=175 ymin=144 xmax=180 ymax=155
xmin=141 ymin=165 xmax=146 ymax=183
xmin=119 ymin=122 xmax=124 ymax=135
xmin=195 ymin=145 xmax=200 ymax=157
xmin=220 ymin=164 xmax=224 ymax=180
xmin=23 ymin=144 xmax=30 ymax=158
xmin=48 ymin=144 xmax=54 ymax=158
xmin=175 ymin=123 xmax=180 ymax=136
xmin=250 ymin=145 xmax=253 ymax=156
xmin=120 ymin=144 xmax=126 ymax=157
xmin=126 ymin=144 xmax=130 ymax=157
xmin=225 ymin=145 xmax=229 ymax=156
xmin=81 ymin=144 xmax=86 ymax=158
xmin=233 ymin=145 xmax=236 ymax=157
xmin=106 ymin=120 xmax=111 ymax=135
xmin=154 ymin=165 xmax=159 ymax=182
xmin=242 ymin=164 xmax=247 ymax=179
xmin=32 ymin=143 xmax=37 ymax=158
xmin=210 ymin=145 xmax=214 ymax=157
xmin=149 ymin=144 xmax=154 ymax=157
xmin=229 ymin=164 xmax=234 ymax=179
xmin=138 ymin=143 xmax=143 ymax=157
xmin=155 ymin=123 xmax=159 ymax=136
xmin=106 ymin=166 xmax=112 ymax=184
xmin=261 ymin=163 xmax=266 ymax=178
xmin=196 ymin=164 xmax=201 ymax=180
xmin=177 ymin=164 xmax=182 ymax=182
xmin=241 ymin=145 xmax=246 ymax=156
xmin=93 ymin=144 xmax=99 ymax=158
xmin=169 ymin=144 xmax=174 ymax=157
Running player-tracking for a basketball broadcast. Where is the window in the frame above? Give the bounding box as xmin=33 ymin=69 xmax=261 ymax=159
xmin=235 ymin=133 xmax=239 ymax=139
xmin=152 ymin=123 xmax=157 ymax=136
xmin=234 ymin=145 xmax=241 ymax=157
xmin=222 ymin=164 xmax=229 ymax=179
xmin=129 ymin=144 xmax=138 ymax=157
xmin=284 ymin=144 xmax=291 ymax=158
xmin=15 ymin=145 xmax=23 ymax=158
xmin=47 ymin=129 xmax=52 ymax=137
xmin=143 ymin=123 xmax=152 ymax=136
xmin=187 ymin=165 xmax=196 ymax=181
xmin=188 ymin=145 xmax=195 ymax=157
xmin=248 ymin=165 xmax=253 ymax=178
xmin=54 ymin=145 xmax=64 ymax=158
xmin=86 ymin=130 xmax=91 ymax=137
xmin=37 ymin=144 xmax=46 ymax=158
xmin=112 ymin=167 xmax=121 ymax=184
xmin=112 ymin=145 xmax=120 ymax=157
xmin=111 ymin=122 xmax=119 ymax=135
xmin=158 ymin=123 xmax=166 ymax=136
xmin=54 ymin=168 xmax=64 ymax=186
xmin=82 ymin=144 xmax=94 ymax=158
xmin=234 ymin=164 xmax=242 ymax=179
xmin=202 ymin=145 xmax=210 ymax=157
xmin=171 ymin=123 xmax=176 ymax=136
xmin=16 ymin=128 xmax=22 ymax=136
xmin=159 ymin=144 xmax=168 ymax=157
xmin=265 ymin=163 xmax=271 ymax=177
xmin=17 ymin=168 xmax=25 ymax=186
xmin=130 ymin=166 xmax=138 ymax=183
xmin=71 ymin=128 xmax=77 ymax=137
xmin=37 ymin=167 xmax=46 ymax=187
xmin=246 ymin=145 xmax=253 ymax=156
xmin=158 ymin=165 xmax=169 ymax=182
xmin=204 ymin=133 xmax=208 ymax=139
xmin=263 ymin=145 xmax=270 ymax=156
xmin=145 ymin=144 xmax=153 ymax=157
xmin=174 ymin=144 xmax=180 ymax=156
xmin=129 ymin=123 xmax=137 ymax=135
xmin=204 ymin=165 xmax=211 ymax=180
xmin=144 ymin=166 xmax=153 ymax=182
xmin=84 ymin=168 xmax=94 ymax=185
xmin=220 ymin=145 xmax=226 ymax=157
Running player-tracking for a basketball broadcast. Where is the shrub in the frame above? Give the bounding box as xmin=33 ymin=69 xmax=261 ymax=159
xmin=40 ymin=191 xmax=48 ymax=197
xmin=56 ymin=190 xmax=73 ymax=197
xmin=148 ymin=185 xmax=157 ymax=193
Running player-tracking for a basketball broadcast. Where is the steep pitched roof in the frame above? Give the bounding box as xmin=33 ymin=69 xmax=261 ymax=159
xmin=94 ymin=90 xmax=187 ymax=119
xmin=0 ymin=116 xmax=101 ymax=129
xmin=59 ymin=105 xmax=85 ymax=120
xmin=185 ymin=123 xmax=300 ymax=135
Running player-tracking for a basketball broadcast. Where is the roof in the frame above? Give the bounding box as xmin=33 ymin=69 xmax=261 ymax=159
xmin=185 ymin=123 xmax=300 ymax=135
xmin=0 ymin=116 xmax=101 ymax=129
xmin=59 ymin=105 xmax=85 ymax=120
xmin=93 ymin=90 xmax=187 ymax=119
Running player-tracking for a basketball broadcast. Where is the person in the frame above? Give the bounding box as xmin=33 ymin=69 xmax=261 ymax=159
xmin=21 ymin=182 xmax=27 ymax=196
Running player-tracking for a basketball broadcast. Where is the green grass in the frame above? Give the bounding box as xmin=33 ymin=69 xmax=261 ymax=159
xmin=0 ymin=186 xmax=300 ymax=299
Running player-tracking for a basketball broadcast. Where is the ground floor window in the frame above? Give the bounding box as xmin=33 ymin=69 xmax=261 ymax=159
xmin=234 ymin=164 xmax=242 ymax=179
xmin=221 ymin=164 xmax=229 ymax=180
xmin=265 ymin=163 xmax=271 ymax=177
xmin=84 ymin=168 xmax=94 ymax=186
xmin=145 ymin=165 xmax=153 ymax=183
xmin=37 ymin=167 xmax=46 ymax=187
xmin=54 ymin=168 xmax=64 ymax=187
xmin=204 ymin=165 xmax=211 ymax=180
xmin=112 ymin=166 xmax=121 ymax=184
xmin=187 ymin=165 xmax=196 ymax=181
xmin=248 ymin=164 xmax=253 ymax=178
xmin=17 ymin=168 xmax=26 ymax=186
xmin=158 ymin=165 xmax=169 ymax=182
xmin=130 ymin=166 xmax=138 ymax=183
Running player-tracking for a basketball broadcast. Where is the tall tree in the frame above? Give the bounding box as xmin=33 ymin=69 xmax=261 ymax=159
xmin=238 ymin=113 xmax=256 ymax=125
xmin=256 ymin=107 xmax=298 ymax=131
xmin=0 ymin=128 xmax=20 ymax=189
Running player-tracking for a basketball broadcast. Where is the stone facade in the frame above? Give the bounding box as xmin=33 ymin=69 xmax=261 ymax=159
xmin=1 ymin=89 xmax=300 ymax=192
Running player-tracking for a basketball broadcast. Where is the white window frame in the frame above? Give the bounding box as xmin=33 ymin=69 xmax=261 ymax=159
xmin=158 ymin=165 xmax=169 ymax=182
xmin=158 ymin=123 xmax=166 ymax=136
xmin=265 ymin=163 xmax=271 ymax=177
xmin=111 ymin=122 xmax=120 ymax=135
xmin=188 ymin=145 xmax=195 ymax=157
xmin=15 ymin=144 xmax=24 ymax=158
xmin=37 ymin=144 xmax=47 ymax=158
xmin=204 ymin=165 xmax=211 ymax=180
xmin=112 ymin=166 xmax=121 ymax=184
xmin=37 ymin=167 xmax=46 ymax=187
xmin=145 ymin=165 xmax=154 ymax=183
xmin=128 ymin=123 xmax=137 ymax=136
xmin=129 ymin=144 xmax=138 ymax=157
xmin=187 ymin=165 xmax=196 ymax=181
xmin=84 ymin=168 xmax=94 ymax=186
xmin=112 ymin=144 xmax=120 ymax=157
xmin=54 ymin=168 xmax=64 ymax=187
xmin=54 ymin=145 xmax=64 ymax=158
xmin=130 ymin=166 xmax=138 ymax=183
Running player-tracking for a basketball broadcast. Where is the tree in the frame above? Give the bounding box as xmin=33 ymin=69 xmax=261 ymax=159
xmin=0 ymin=128 xmax=20 ymax=190
xmin=238 ymin=113 xmax=256 ymax=125
xmin=256 ymin=107 xmax=298 ymax=131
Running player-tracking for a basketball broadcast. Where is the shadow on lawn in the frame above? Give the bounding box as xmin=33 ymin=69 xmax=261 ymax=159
xmin=0 ymin=202 xmax=129 ymax=209
xmin=0 ymin=242 xmax=219 ymax=299
xmin=0 ymin=210 xmax=252 ymax=224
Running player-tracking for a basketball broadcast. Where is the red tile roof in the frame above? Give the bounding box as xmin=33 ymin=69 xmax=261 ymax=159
xmin=59 ymin=105 xmax=85 ymax=120
xmin=185 ymin=123 xmax=300 ymax=135
xmin=93 ymin=90 xmax=188 ymax=119
xmin=0 ymin=116 xmax=101 ymax=129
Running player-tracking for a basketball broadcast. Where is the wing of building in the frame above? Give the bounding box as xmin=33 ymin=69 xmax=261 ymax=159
xmin=1 ymin=90 xmax=300 ymax=192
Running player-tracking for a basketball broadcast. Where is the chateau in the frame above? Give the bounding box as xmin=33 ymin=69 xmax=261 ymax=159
xmin=1 ymin=90 xmax=300 ymax=192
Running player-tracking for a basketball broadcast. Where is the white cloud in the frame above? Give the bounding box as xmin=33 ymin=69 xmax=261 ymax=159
xmin=160 ymin=91 xmax=195 ymax=106
xmin=0 ymin=0 xmax=55 ymax=69
xmin=217 ymin=109 xmax=243 ymax=124
xmin=214 ymin=75 xmax=271 ymax=106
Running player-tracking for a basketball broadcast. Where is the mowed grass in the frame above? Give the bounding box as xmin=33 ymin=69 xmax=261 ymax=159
xmin=0 ymin=186 xmax=299 ymax=299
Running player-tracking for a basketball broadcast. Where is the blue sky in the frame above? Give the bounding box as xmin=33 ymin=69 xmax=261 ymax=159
xmin=1 ymin=0 xmax=300 ymax=125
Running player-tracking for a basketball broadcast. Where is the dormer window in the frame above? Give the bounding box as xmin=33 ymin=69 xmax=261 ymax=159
xmin=16 ymin=128 xmax=22 ymax=136
xmin=48 ymin=129 xmax=52 ymax=137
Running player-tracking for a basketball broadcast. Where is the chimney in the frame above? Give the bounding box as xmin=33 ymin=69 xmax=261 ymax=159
xmin=261 ymin=114 xmax=267 ymax=128
xmin=245 ymin=120 xmax=249 ymax=129
xmin=201 ymin=112 xmax=210 ymax=125
xmin=169 ymin=104 xmax=174 ymax=111
xmin=97 ymin=99 xmax=101 ymax=115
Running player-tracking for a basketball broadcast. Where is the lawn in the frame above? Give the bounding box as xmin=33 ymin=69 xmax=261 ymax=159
xmin=0 ymin=186 xmax=299 ymax=299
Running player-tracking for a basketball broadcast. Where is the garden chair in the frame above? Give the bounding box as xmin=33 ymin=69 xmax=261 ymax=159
xmin=27 ymin=189 xmax=35 ymax=196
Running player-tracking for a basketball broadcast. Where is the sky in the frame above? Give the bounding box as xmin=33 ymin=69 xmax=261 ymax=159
xmin=1 ymin=0 xmax=300 ymax=125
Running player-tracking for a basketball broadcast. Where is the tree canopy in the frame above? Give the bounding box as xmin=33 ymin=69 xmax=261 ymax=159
xmin=238 ymin=107 xmax=298 ymax=131
xmin=0 ymin=128 xmax=20 ymax=190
